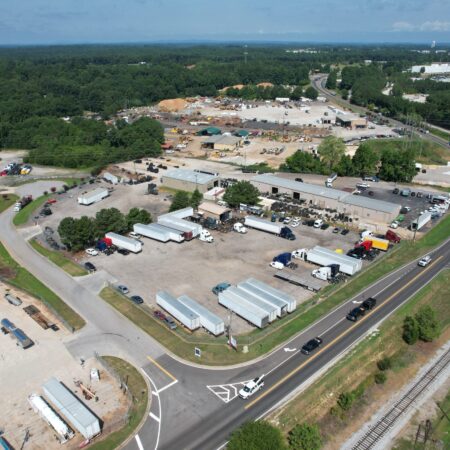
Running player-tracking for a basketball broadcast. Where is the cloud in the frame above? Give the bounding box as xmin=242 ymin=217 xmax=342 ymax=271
xmin=419 ymin=21 xmax=450 ymax=31
xmin=392 ymin=21 xmax=415 ymax=32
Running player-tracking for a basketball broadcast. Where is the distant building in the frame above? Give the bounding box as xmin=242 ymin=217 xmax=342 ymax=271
xmin=162 ymin=169 xmax=219 ymax=193
xmin=198 ymin=201 xmax=232 ymax=222
xmin=410 ymin=63 xmax=450 ymax=74
xmin=202 ymin=135 xmax=242 ymax=151
xmin=196 ymin=127 xmax=222 ymax=136
xmin=335 ymin=113 xmax=367 ymax=129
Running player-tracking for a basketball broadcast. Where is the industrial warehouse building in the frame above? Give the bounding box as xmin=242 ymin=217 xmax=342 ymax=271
xmin=198 ymin=201 xmax=232 ymax=222
xmin=251 ymin=174 xmax=401 ymax=223
xmin=202 ymin=134 xmax=242 ymax=151
xmin=335 ymin=113 xmax=367 ymax=129
xmin=161 ymin=169 xmax=220 ymax=193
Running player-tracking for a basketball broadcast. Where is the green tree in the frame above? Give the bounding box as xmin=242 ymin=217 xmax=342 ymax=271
xmin=223 ymin=181 xmax=260 ymax=208
xmin=415 ymin=306 xmax=440 ymax=342
xmin=336 ymin=154 xmax=355 ymax=176
xmin=304 ymin=86 xmax=318 ymax=100
xmin=337 ymin=391 xmax=355 ymax=411
xmin=227 ymin=421 xmax=287 ymax=450
xmin=326 ymin=70 xmax=337 ymax=90
xmin=341 ymin=88 xmax=349 ymax=100
xmin=190 ymin=189 xmax=203 ymax=209
xmin=352 ymin=144 xmax=379 ymax=176
xmin=169 ymin=191 xmax=191 ymax=212
xmin=379 ymin=148 xmax=416 ymax=182
xmin=374 ymin=372 xmax=387 ymax=384
xmin=291 ymin=86 xmax=304 ymax=101
xmin=402 ymin=316 xmax=419 ymax=345
xmin=318 ymin=136 xmax=346 ymax=170
xmin=126 ymin=207 xmax=152 ymax=230
xmin=281 ymin=151 xmax=325 ymax=174
xmin=58 ymin=217 xmax=78 ymax=250
xmin=95 ymin=208 xmax=127 ymax=236
xmin=288 ymin=423 xmax=322 ymax=450
xmin=58 ymin=216 xmax=96 ymax=251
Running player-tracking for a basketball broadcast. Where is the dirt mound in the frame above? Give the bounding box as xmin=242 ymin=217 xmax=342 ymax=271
xmin=257 ymin=82 xmax=274 ymax=88
xmin=219 ymin=84 xmax=245 ymax=93
xmin=158 ymin=98 xmax=188 ymax=112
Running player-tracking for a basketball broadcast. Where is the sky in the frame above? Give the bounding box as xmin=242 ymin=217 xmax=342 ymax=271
xmin=1 ymin=0 xmax=450 ymax=46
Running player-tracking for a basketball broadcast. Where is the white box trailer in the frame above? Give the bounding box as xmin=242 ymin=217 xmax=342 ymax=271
xmin=237 ymin=282 xmax=287 ymax=317
xmin=29 ymin=394 xmax=74 ymax=443
xmin=43 ymin=377 xmax=100 ymax=440
xmin=411 ymin=211 xmax=432 ymax=231
xmin=244 ymin=216 xmax=282 ymax=234
xmin=158 ymin=216 xmax=202 ymax=239
xmin=134 ymin=223 xmax=170 ymax=242
xmin=243 ymin=278 xmax=297 ymax=313
xmin=156 ymin=291 xmax=200 ymax=330
xmin=159 ymin=207 xmax=194 ymax=220
xmin=77 ymin=188 xmax=109 ymax=205
xmin=218 ymin=290 xmax=269 ymax=328
xmin=103 ymin=172 xmax=118 ymax=184
xmin=105 ymin=232 xmax=142 ymax=253
xmin=148 ymin=223 xmax=185 ymax=243
xmin=178 ymin=295 xmax=225 ymax=335
xmin=226 ymin=287 xmax=277 ymax=323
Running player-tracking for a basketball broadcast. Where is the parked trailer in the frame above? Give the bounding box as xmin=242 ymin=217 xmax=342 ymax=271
xmin=4 ymin=293 xmax=22 ymax=306
xmin=158 ymin=216 xmax=202 ymax=239
xmin=103 ymin=172 xmax=118 ymax=184
xmin=159 ymin=207 xmax=194 ymax=220
xmin=133 ymin=223 xmax=171 ymax=243
xmin=43 ymin=377 xmax=101 ymax=440
xmin=244 ymin=216 xmax=282 ymax=234
xmin=77 ymin=188 xmax=109 ymax=206
xmin=218 ymin=290 xmax=269 ymax=328
xmin=147 ymin=223 xmax=185 ymax=243
xmin=29 ymin=394 xmax=74 ymax=443
xmin=227 ymin=287 xmax=277 ymax=323
xmin=156 ymin=291 xmax=200 ymax=330
xmin=237 ymin=282 xmax=287 ymax=317
xmin=177 ymin=295 xmax=225 ymax=335
xmin=105 ymin=232 xmax=142 ymax=253
xmin=0 ymin=437 xmax=13 ymax=450
xmin=1 ymin=318 xmax=34 ymax=348
xmin=411 ymin=211 xmax=432 ymax=231
xmin=244 ymin=278 xmax=297 ymax=312
xmin=274 ymin=272 xmax=324 ymax=292
xmin=365 ymin=236 xmax=389 ymax=251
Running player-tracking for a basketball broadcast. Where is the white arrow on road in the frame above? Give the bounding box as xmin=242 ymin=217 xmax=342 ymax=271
xmin=284 ymin=347 xmax=297 ymax=352
xmin=352 ymin=300 xmax=363 ymax=304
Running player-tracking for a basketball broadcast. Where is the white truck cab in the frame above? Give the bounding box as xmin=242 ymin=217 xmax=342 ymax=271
xmin=199 ymin=230 xmax=214 ymax=243
xmin=233 ymin=223 xmax=248 ymax=233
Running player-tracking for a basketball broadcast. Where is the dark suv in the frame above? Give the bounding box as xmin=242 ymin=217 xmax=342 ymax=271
xmin=362 ymin=297 xmax=377 ymax=310
xmin=346 ymin=306 xmax=365 ymax=322
xmin=84 ymin=262 xmax=96 ymax=272
xmin=301 ymin=337 xmax=323 ymax=355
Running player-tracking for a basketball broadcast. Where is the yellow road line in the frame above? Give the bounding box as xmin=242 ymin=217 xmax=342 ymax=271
xmin=245 ymin=255 xmax=444 ymax=410
xmin=147 ymin=356 xmax=177 ymax=382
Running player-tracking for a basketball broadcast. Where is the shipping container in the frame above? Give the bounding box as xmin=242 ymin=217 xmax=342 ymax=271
xmin=43 ymin=377 xmax=101 ymax=440
xmin=156 ymin=291 xmax=200 ymax=330
xmin=133 ymin=223 xmax=171 ymax=242
xmin=104 ymin=232 xmax=142 ymax=253
xmin=364 ymin=237 xmax=389 ymax=251
xmin=218 ymin=290 xmax=269 ymax=328
xmin=243 ymin=278 xmax=297 ymax=312
xmin=177 ymin=295 xmax=224 ymax=335
xmin=274 ymin=272 xmax=323 ymax=292
xmin=77 ymin=188 xmax=109 ymax=205
xmin=29 ymin=394 xmax=74 ymax=443
xmin=244 ymin=216 xmax=282 ymax=234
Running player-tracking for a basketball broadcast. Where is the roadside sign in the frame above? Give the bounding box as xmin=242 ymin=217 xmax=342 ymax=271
xmin=194 ymin=347 xmax=201 ymax=358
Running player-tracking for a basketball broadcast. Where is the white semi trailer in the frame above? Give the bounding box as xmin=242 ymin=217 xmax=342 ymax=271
xmin=105 ymin=232 xmax=142 ymax=253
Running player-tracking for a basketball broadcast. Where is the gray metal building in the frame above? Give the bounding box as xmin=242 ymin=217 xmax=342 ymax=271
xmin=251 ymin=174 xmax=401 ymax=223
xmin=161 ymin=169 xmax=220 ymax=193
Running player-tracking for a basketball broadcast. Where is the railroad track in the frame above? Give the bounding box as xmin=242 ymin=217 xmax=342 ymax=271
xmin=352 ymin=347 xmax=450 ymax=450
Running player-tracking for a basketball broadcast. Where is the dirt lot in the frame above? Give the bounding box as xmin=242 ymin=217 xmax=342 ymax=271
xmin=76 ymin=214 xmax=359 ymax=334
xmin=0 ymin=283 xmax=128 ymax=450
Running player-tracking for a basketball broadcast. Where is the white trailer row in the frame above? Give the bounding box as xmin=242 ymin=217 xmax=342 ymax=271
xmin=77 ymin=188 xmax=109 ymax=206
xmin=29 ymin=394 xmax=74 ymax=443
xmin=156 ymin=291 xmax=200 ymax=330
xmin=134 ymin=223 xmax=185 ymax=243
xmin=244 ymin=216 xmax=282 ymax=234
xmin=43 ymin=377 xmax=101 ymax=440
xmin=158 ymin=215 xmax=202 ymax=239
xmin=105 ymin=232 xmax=142 ymax=253
xmin=178 ymin=295 xmax=225 ymax=335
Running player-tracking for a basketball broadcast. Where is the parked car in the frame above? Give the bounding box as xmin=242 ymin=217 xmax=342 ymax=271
xmin=333 ymin=227 xmax=340 ymax=234
xmin=238 ymin=376 xmax=265 ymax=399
xmin=84 ymin=262 xmax=96 ymax=272
xmin=301 ymin=337 xmax=323 ymax=355
xmin=390 ymin=221 xmax=399 ymax=229
xmin=291 ymin=220 xmax=300 ymax=228
xmin=117 ymin=248 xmax=130 ymax=255
xmin=321 ymin=223 xmax=330 ymax=230
xmin=368 ymin=190 xmax=375 ymax=196
xmin=129 ymin=232 xmax=141 ymax=239
xmin=393 ymin=188 xmax=399 ymax=194
xmin=340 ymin=229 xmax=349 ymax=235
xmin=164 ymin=316 xmax=177 ymax=330
xmin=85 ymin=248 xmax=98 ymax=256
xmin=117 ymin=285 xmax=129 ymax=294
xmin=418 ymin=255 xmax=431 ymax=267
xmin=212 ymin=282 xmax=231 ymax=295
xmin=130 ymin=295 xmax=144 ymax=305
xmin=153 ymin=310 xmax=166 ymax=320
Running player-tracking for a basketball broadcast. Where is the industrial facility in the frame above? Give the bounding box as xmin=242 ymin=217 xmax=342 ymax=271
xmin=201 ymin=134 xmax=242 ymax=151
xmin=251 ymin=174 xmax=401 ymax=223
xmin=335 ymin=113 xmax=367 ymax=129
xmin=161 ymin=169 xmax=220 ymax=193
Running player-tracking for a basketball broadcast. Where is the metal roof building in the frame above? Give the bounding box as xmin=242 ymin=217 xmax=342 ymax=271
xmin=251 ymin=174 xmax=401 ymax=223
xmin=202 ymin=135 xmax=242 ymax=151
xmin=162 ymin=169 xmax=220 ymax=193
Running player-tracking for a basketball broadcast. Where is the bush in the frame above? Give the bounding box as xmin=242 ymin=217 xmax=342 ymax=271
xmin=374 ymin=372 xmax=387 ymax=384
xmin=337 ymin=392 xmax=355 ymax=411
xmin=402 ymin=316 xmax=419 ymax=345
xmin=288 ymin=423 xmax=322 ymax=450
xmin=227 ymin=421 xmax=287 ymax=450
xmin=416 ymin=306 xmax=441 ymax=342
xmin=377 ymin=356 xmax=392 ymax=371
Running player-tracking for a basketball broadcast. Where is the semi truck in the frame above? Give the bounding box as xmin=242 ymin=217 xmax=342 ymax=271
xmin=104 ymin=232 xmax=142 ymax=253
xmin=312 ymin=264 xmax=340 ymax=281
xmin=292 ymin=246 xmax=362 ymax=276
xmin=364 ymin=236 xmax=389 ymax=251
xmin=244 ymin=216 xmax=295 ymax=240
xmin=199 ymin=229 xmax=214 ymax=243
xmin=233 ymin=222 xmax=248 ymax=233
xmin=272 ymin=252 xmax=292 ymax=266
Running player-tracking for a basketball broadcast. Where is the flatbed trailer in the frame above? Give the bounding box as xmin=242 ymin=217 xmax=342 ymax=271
xmin=23 ymin=305 xmax=53 ymax=330
xmin=274 ymin=272 xmax=323 ymax=292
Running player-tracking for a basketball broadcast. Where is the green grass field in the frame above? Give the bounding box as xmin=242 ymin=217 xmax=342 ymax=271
xmin=30 ymin=239 xmax=88 ymax=277
xmin=88 ymin=357 xmax=148 ymax=450
xmin=0 ymin=193 xmax=19 ymax=213
xmin=13 ymin=194 xmax=50 ymax=226
xmin=0 ymin=242 xmax=85 ymax=330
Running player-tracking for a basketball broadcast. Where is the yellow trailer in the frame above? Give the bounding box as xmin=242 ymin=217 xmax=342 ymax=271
xmin=365 ymin=237 xmax=389 ymax=251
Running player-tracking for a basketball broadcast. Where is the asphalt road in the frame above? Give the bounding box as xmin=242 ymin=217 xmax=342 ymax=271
xmin=311 ymin=74 xmax=450 ymax=150
xmin=1 ymin=201 xmax=449 ymax=450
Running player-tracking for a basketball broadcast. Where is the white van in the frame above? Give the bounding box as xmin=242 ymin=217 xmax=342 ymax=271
xmin=314 ymin=219 xmax=323 ymax=228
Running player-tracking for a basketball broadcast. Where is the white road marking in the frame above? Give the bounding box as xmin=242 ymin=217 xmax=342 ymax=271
xmin=157 ymin=380 xmax=178 ymax=394
xmin=150 ymin=412 xmax=160 ymax=423
xmin=352 ymin=300 xmax=363 ymax=304
xmin=283 ymin=348 xmax=297 ymax=352
xmin=207 ymin=382 xmax=248 ymax=403
xmin=135 ymin=434 xmax=144 ymax=450
xmin=141 ymin=369 xmax=162 ymax=450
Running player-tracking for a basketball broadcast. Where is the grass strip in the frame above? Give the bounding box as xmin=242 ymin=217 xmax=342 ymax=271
xmin=88 ymin=357 xmax=148 ymax=450
xmin=0 ymin=242 xmax=85 ymax=331
xmin=13 ymin=194 xmax=50 ymax=226
xmin=0 ymin=193 xmax=19 ymax=213
xmin=29 ymin=239 xmax=88 ymax=277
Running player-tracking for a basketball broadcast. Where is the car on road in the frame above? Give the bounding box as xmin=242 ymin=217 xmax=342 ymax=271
xmin=154 ymin=310 xmax=166 ymax=320
xmin=270 ymin=261 xmax=284 ymax=270
xmin=362 ymin=297 xmax=377 ymax=310
xmin=212 ymin=282 xmax=231 ymax=295
xmin=295 ymin=178 xmax=303 ymax=182
xmin=238 ymin=376 xmax=265 ymax=399
xmin=130 ymin=295 xmax=144 ymax=305
xmin=84 ymin=262 xmax=96 ymax=273
xmin=85 ymin=248 xmax=98 ymax=256
xmin=301 ymin=337 xmax=323 ymax=355
xmin=346 ymin=306 xmax=366 ymax=322
xmin=164 ymin=316 xmax=177 ymax=330
xmin=117 ymin=285 xmax=129 ymax=294
xmin=418 ymin=255 xmax=432 ymax=267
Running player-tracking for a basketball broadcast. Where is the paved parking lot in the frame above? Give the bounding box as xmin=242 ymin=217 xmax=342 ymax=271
xmin=80 ymin=221 xmax=360 ymax=334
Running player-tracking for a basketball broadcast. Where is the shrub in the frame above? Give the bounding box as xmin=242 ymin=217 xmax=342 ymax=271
xmin=288 ymin=423 xmax=322 ymax=450
xmin=415 ymin=306 xmax=441 ymax=342
xmin=227 ymin=421 xmax=287 ymax=450
xmin=402 ymin=316 xmax=419 ymax=345
xmin=374 ymin=372 xmax=387 ymax=384
xmin=337 ymin=392 xmax=355 ymax=411
xmin=377 ymin=356 xmax=392 ymax=371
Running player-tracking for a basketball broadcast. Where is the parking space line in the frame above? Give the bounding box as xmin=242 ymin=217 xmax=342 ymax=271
xmin=147 ymin=356 xmax=177 ymax=382
xmin=135 ymin=434 xmax=144 ymax=450
xmin=157 ymin=379 xmax=178 ymax=394
xmin=150 ymin=412 xmax=160 ymax=423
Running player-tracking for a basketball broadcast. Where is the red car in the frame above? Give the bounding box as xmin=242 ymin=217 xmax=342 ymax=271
xmin=153 ymin=310 xmax=166 ymax=320
xmin=46 ymin=198 xmax=57 ymax=204
xmin=0 ymin=170 xmax=8 ymax=176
